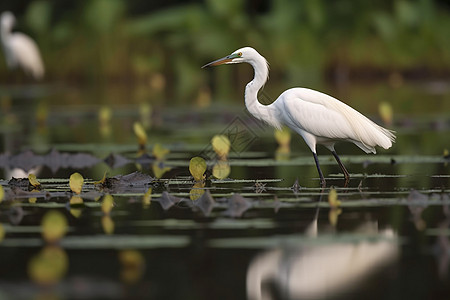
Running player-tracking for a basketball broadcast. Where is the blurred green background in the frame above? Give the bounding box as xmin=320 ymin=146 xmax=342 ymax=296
xmin=1 ymin=0 xmax=449 ymax=102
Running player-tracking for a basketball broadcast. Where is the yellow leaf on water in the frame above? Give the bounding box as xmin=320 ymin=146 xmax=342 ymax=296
xmin=189 ymin=157 xmax=206 ymax=181
xmin=190 ymin=181 xmax=205 ymax=201
xmin=0 ymin=224 xmax=5 ymax=242
xmin=0 ymin=185 xmax=4 ymax=203
xmin=102 ymin=194 xmax=114 ymax=215
xmin=102 ymin=216 xmax=114 ymax=235
xmin=69 ymin=172 xmax=84 ymax=194
xmin=328 ymin=188 xmax=341 ymax=208
xmin=41 ymin=210 xmax=68 ymax=243
xmin=152 ymin=143 xmax=170 ymax=160
xmin=274 ymin=127 xmax=291 ymax=147
xmin=28 ymin=246 xmax=68 ymax=285
xmin=133 ymin=122 xmax=147 ymax=147
xmin=212 ymin=161 xmax=230 ymax=179
xmin=143 ymin=188 xmax=152 ymax=208
xmin=211 ymin=135 xmax=231 ymax=159
xmin=28 ymin=174 xmax=41 ymax=188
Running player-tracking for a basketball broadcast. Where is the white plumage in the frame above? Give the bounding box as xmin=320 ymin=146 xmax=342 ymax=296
xmin=203 ymin=47 xmax=396 ymax=187
xmin=1 ymin=11 xmax=44 ymax=80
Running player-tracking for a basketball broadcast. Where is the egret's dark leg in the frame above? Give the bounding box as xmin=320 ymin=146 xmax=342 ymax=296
xmin=331 ymin=150 xmax=350 ymax=186
xmin=312 ymin=152 xmax=326 ymax=188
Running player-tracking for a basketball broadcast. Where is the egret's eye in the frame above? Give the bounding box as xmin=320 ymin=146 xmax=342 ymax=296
xmin=238 ymin=52 xmax=242 ymax=57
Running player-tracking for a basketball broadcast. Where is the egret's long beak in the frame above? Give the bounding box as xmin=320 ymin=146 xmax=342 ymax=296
xmin=201 ymin=55 xmax=232 ymax=68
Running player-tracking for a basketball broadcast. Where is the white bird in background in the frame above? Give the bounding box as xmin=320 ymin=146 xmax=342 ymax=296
xmin=203 ymin=47 xmax=395 ymax=187
xmin=0 ymin=11 xmax=44 ymax=80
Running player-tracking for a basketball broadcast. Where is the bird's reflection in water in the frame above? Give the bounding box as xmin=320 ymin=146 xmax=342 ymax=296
xmin=247 ymin=204 xmax=398 ymax=300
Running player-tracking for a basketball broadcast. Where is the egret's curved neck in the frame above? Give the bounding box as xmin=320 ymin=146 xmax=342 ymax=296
xmin=245 ymin=56 xmax=280 ymax=128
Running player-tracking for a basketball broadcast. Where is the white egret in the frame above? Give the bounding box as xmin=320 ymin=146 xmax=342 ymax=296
xmin=202 ymin=47 xmax=395 ymax=187
xmin=0 ymin=11 xmax=44 ymax=80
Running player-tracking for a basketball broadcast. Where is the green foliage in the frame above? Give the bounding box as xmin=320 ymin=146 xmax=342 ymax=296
xmin=1 ymin=0 xmax=449 ymax=97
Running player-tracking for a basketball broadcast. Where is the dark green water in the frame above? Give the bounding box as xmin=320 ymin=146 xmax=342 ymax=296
xmin=0 ymin=82 xmax=449 ymax=299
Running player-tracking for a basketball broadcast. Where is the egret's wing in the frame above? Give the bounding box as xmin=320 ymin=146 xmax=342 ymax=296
xmin=283 ymin=96 xmax=357 ymax=140
xmin=10 ymin=33 xmax=44 ymax=79
xmin=281 ymin=88 xmax=395 ymax=149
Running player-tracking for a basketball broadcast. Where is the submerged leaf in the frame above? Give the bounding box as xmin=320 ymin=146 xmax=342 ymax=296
xmin=329 ymin=208 xmax=342 ymax=227
xmin=69 ymin=196 xmax=84 ymax=218
xmin=274 ymin=127 xmax=291 ymax=147
xmin=189 ymin=157 xmax=206 ymax=181
xmin=119 ymin=250 xmax=145 ymax=284
xmin=211 ymin=135 xmax=231 ymax=159
xmin=143 ymin=188 xmax=152 ymax=208
xmin=328 ymin=188 xmax=341 ymax=208
xmin=99 ymin=106 xmax=112 ymax=125
xmin=0 ymin=185 xmax=4 ymax=203
xmin=152 ymin=143 xmax=170 ymax=160
xmin=69 ymin=172 xmax=84 ymax=194
xmin=0 ymin=224 xmax=4 ymax=242
xmin=28 ymin=174 xmax=41 ymax=188
xmin=444 ymin=149 xmax=449 ymax=159
xmin=28 ymin=246 xmax=68 ymax=285
xmin=190 ymin=181 xmax=205 ymax=201
xmin=212 ymin=160 xmax=230 ymax=179
xmin=102 ymin=216 xmax=114 ymax=235
xmin=102 ymin=194 xmax=114 ymax=215
xmin=41 ymin=210 xmax=68 ymax=243
xmin=152 ymin=161 xmax=171 ymax=179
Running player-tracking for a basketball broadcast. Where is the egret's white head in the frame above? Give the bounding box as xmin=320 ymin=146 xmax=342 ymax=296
xmin=202 ymin=47 xmax=263 ymax=68
xmin=1 ymin=11 xmax=16 ymax=32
